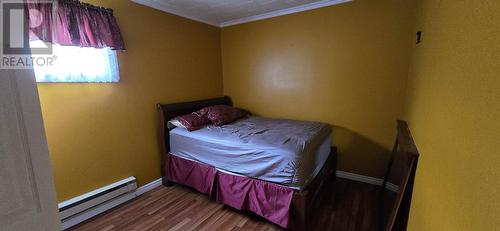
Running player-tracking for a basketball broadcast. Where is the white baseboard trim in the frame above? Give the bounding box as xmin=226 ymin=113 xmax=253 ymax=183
xmin=336 ymin=170 xmax=400 ymax=193
xmin=135 ymin=178 xmax=163 ymax=196
xmin=62 ymin=192 xmax=137 ymax=230
xmin=336 ymin=170 xmax=383 ymax=186
xmin=61 ymin=178 xmax=163 ymax=230
xmin=128 ymin=174 xmax=400 ymax=196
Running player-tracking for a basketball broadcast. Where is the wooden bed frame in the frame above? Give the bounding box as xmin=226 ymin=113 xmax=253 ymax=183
xmin=156 ymin=96 xmax=337 ymax=230
xmin=380 ymin=120 xmax=420 ymax=231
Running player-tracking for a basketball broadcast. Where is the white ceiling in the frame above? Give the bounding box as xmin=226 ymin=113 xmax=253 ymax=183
xmin=131 ymin=0 xmax=351 ymax=27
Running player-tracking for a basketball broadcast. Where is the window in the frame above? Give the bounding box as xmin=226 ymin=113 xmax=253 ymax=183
xmin=30 ymin=40 xmax=120 ymax=83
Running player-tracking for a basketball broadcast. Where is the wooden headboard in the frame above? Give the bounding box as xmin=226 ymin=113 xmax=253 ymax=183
xmin=156 ymin=96 xmax=232 ymax=185
xmin=381 ymin=120 xmax=420 ymax=231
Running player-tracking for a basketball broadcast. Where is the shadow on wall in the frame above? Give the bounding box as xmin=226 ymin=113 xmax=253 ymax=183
xmin=332 ymin=125 xmax=391 ymax=178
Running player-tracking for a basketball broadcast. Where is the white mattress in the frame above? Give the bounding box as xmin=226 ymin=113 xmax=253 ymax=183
xmin=169 ymin=116 xmax=332 ymax=189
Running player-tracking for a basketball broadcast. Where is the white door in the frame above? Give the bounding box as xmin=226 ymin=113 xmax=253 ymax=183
xmin=0 ymin=1 xmax=61 ymax=228
xmin=0 ymin=70 xmax=61 ymax=231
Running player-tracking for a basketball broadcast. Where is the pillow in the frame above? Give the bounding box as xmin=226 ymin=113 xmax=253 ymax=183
xmin=168 ymin=113 xmax=211 ymax=131
xmin=195 ymin=105 xmax=247 ymax=126
xmin=166 ymin=119 xmax=185 ymax=130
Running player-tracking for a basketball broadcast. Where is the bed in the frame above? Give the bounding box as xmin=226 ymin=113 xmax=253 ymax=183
xmin=157 ymin=96 xmax=337 ymax=230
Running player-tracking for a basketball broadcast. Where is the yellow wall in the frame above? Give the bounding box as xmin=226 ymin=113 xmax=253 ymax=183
xmin=41 ymin=5 xmax=500 ymax=230
xmin=221 ymin=0 xmax=416 ymax=177
xmin=405 ymin=1 xmax=500 ymax=230
xmin=38 ymin=0 xmax=223 ymax=202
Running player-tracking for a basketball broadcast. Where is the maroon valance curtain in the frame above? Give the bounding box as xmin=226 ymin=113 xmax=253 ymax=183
xmin=26 ymin=0 xmax=125 ymax=50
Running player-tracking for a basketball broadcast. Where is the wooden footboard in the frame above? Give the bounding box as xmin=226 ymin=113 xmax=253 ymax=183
xmin=292 ymin=147 xmax=337 ymax=230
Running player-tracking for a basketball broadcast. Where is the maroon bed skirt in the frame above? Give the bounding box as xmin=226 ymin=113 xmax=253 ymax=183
xmin=167 ymin=154 xmax=296 ymax=228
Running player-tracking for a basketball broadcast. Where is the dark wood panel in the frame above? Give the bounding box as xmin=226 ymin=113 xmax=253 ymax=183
xmin=71 ymin=178 xmax=382 ymax=231
xmin=381 ymin=120 xmax=420 ymax=231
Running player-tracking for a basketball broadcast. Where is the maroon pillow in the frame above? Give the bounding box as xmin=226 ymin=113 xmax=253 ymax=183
xmin=173 ymin=113 xmax=211 ymax=131
xmin=196 ymin=105 xmax=247 ymax=126
xmin=193 ymin=106 xmax=211 ymax=118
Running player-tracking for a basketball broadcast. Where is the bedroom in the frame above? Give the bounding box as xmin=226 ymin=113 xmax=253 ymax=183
xmin=0 ymin=0 xmax=498 ymax=230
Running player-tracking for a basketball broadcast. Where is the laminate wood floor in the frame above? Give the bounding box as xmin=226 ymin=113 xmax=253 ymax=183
xmin=70 ymin=178 xmax=380 ymax=231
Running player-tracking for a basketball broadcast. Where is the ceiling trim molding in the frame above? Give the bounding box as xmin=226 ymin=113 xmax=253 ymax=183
xmin=131 ymin=0 xmax=220 ymax=27
xmin=220 ymin=0 xmax=352 ymax=27
xmin=131 ymin=0 xmax=353 ymax=28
